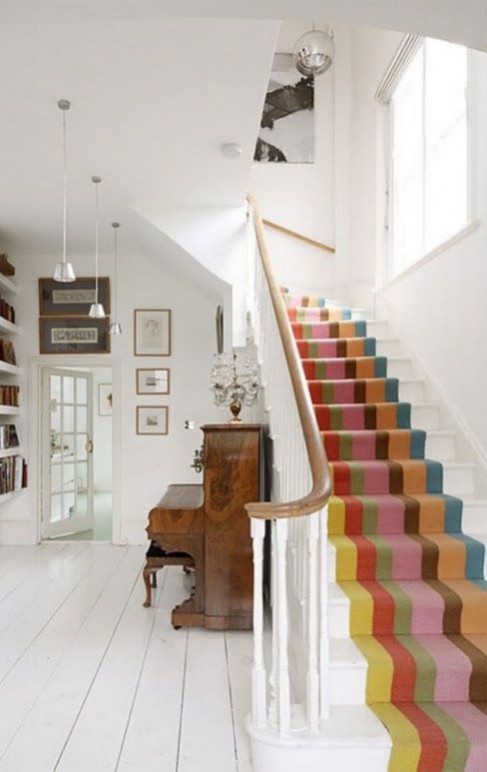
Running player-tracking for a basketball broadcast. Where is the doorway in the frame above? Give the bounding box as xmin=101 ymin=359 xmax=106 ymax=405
xmin=40 ymin=365 xmax=114 ymax=541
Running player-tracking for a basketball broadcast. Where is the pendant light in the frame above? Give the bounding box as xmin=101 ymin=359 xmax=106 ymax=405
xmin=109 ymin=222 xmax=122 ymax=335
xmin=88 ymin=176 xmax=105 ymax=319
xmin=53 ymin=99 xmax=76 ymax=283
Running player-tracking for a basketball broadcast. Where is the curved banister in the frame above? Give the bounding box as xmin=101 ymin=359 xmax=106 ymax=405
xmin=245 ymin=195 xmax=332 ymax=520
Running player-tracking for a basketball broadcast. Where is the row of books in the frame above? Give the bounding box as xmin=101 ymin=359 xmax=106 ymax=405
xmin=0 ymin=424 xmax=19 ymax=450
xmin=0 ymin=456 xmax=27 ymax=495
xmin=0 ymin=297 xmax=15 ymax=325
xmin=0 ymin=339 xmax=16 ymax=366
xmin=0 ymin=386 xmax=19 ymax=407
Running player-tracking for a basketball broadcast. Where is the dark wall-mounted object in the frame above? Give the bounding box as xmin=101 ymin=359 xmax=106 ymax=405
xmin=216 ymin=305 xmax=224 ymax=354
xmin=39 ymin=277 xmax=111 ymax=317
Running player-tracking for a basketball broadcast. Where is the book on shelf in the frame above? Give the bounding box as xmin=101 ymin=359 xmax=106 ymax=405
xmin=0 ymin=385 xmax=19 ymax=407
xmin=0 ymin=424 xmax=19 ymax=449
xmin=0 ymin=339 xmax=16 ymax=366
xmin=0 ymin=455 xmax=27 ymax=495
xmin=0 ymin=297 xmax=15 ymax=325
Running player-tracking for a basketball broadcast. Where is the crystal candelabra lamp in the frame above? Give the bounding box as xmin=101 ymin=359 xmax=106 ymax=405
xmin=211 ymin=352 xmax=259 ymax=423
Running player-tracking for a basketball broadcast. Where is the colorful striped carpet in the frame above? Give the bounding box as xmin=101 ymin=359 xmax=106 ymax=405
xmin=285 ymin=290 xmax=487 ymax=771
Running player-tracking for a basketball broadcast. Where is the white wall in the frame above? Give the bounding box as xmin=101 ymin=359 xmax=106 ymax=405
xmin=350 ymin=32 xmax=487 ymax=461
xmin=0 ymin=239 xmax=228 ymax=544
xmin=91 ymin=366 xmax=112 ymax=492
xmin=250 ymin=21 xmax=336 ymax=295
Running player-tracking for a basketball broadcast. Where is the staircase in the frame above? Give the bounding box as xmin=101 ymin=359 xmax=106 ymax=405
xmin=246 ymin=201 xmax=487 ymax=771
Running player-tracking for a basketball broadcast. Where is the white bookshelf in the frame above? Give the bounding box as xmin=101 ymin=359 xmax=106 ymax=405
xmin=0 ymin=270 xmax=24 ymax=504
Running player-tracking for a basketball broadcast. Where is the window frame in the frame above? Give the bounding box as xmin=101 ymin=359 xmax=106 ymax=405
xmin=380 ymin=36 xmax=474 ymax=282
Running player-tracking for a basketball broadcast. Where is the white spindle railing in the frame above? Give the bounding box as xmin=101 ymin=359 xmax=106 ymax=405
xmin=246 ymin=201 xmax=331 ymax=739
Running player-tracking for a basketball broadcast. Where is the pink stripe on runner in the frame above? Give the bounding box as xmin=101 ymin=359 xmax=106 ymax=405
xmin=341 ymin=405 xmax=365 ymax=430
xmin=439 ymin=702 xmax=487 ymax=771
xmin=384 ymin=535 xmax=423 ymax=579
xmin=397 ymin=580 xmax=445 ymax=634
xmin=352 ymin=434 xmax=376 ymax=460
xmin=363 ymin=462 xmax=390 ymax=494
xmin=326 ymin=360 xmax=346 ymax=379
xmin=375 ymin=496 xmax=406 ymax=534
xmin=334 ymin=381 xmax=355 ymax=403
xmin=415 ymin=635 xmax=472 ymax=701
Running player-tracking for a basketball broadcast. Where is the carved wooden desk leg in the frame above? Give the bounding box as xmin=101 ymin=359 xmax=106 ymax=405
xmin=142 ymin=563 xmax=153 ymax=608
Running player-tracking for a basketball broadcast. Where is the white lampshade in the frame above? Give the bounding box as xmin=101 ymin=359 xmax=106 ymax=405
xmin=88 ymin=302 xmax=106 ymax=319
xmin=53 ymin=261 xmax=76 ymax=283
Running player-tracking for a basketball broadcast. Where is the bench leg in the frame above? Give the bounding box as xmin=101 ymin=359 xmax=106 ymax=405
xmin=142 ymin=565 xmax=152 ymax=608
xmin=151 ymin=572 xmax=157 ymax=588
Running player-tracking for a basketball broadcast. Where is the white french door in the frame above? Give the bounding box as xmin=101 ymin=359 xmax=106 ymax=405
xmin=41 ymin=368 xmax=94 ymax=539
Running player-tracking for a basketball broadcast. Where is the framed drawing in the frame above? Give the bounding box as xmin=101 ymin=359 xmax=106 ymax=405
xmin=134 ymin=309 xmax=171 ymax=356
xmin=136 ymin=406 xmax=169 ymax=435
xmin=136 ymin=368 xmax=170 ymax=395
xmin=39 ymin=277 xmax=111 ymax=317
xmin=98 ymin=383 xmax=113 ymax=416
xmin=39 ymin=317 xmax=111 ymax=354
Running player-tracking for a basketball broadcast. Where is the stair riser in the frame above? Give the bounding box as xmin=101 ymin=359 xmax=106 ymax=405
xmin=444 ymin=466 xmax=476 ymax=496
xmin=249 ymin=736 xmax=390 ymax=772
xmin=376 ymin=340 xmax=404 ymax=357
xmin=387 ymin=359 xmax=414 ymax=378
xmin=461 ymin=503 xmax=487 ymax=534
xmin=399 ymin=381 xmax=425 ymax=403
xmin=330 ymin=665 xmax=367 ymax=706
xmin=366 ymin=321 xmax=389 ymax=338
xmin=426 ymin=433 xmax=456 ymax=460
xmin=411 ymin=405 xmax=439 ymax=430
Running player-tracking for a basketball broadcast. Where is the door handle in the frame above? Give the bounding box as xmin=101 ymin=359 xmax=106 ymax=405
xmin=86 ymin=439 xmax=94 ymax=454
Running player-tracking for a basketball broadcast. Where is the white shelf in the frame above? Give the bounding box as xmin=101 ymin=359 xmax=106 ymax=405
xmin=0 ymin=490 xmax=23 ymax=504
xmin=0 ymin=275 xmax=19 ymax=296
xmin=0 ymin=361 xmax=20 ymax=376
xmin=0 ymin=406 xmax=20 ymax=416
xmin=0 ymin=447 xmax=22 ymax=458
xmin=0 ymin=317 xmax=20 ymax=335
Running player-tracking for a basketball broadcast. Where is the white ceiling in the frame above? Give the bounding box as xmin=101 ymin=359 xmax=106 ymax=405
xmin=0 ymin=17 xmax=277 ymax=254
xmin=0 ymin=1 xmax=484 ymax=50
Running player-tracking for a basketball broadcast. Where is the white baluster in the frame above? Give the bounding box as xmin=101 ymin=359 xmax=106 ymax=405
xmin=276 ymin=518 xmax=291 ymax=735
xmin=307 ymin=512 xmax=320 ymax=732
xmin=319 ymin=505 xmax=330 ymax=721
xmin=251 ymin=518 xmax=267 ymax=728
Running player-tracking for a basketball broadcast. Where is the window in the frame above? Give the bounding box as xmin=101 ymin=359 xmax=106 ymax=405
xmin=388 ymin=38 xmax=468 ymax=276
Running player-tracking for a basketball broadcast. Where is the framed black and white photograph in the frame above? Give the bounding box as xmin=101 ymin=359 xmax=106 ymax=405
xmin=136 ymin=406 xmax=169 ymax=435
xmin=254 ymin=53 xmax=314 ymax=164
xmin=136 ymin=368 xmax=170 ymax=395
xmin=98 ymin=383 xmax=113 ymax=416
xmin=134 ymin=309 xmax=171 ymax=357
xmin=39 ymin=277 xmax=111 ymax=317
xmin=39 ymin=317 xmax=111 ymax=354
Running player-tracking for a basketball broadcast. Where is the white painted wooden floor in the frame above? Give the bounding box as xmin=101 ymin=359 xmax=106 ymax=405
xmin=0 ymin=544 xmax=254 ymax=772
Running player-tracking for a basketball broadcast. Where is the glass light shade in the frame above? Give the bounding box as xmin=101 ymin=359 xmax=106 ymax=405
xmin=88 ymin=302 xmax=106 ymax=319
xmin=293 ymin=29 xmax=335 ymax=76
xmin=109 ymin=322 xmax=122 ymax=335
xmin=53 ymin=261 xmax=76 ymax=283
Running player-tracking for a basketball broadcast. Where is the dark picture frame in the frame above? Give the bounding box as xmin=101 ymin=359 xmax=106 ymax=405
xmin=39 ymin=277 xmax=111 ymax=317
xmin=39 ymin=317 xmax=111 ymax=354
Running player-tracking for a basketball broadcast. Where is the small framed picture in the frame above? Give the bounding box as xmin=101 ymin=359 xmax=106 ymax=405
xmin=98 ymin=383 xmax=113 ymax=416
xmin=136 ymin=406 xmax=169 ymax=435
xmin=39 ymin=317 xmax=110 ymax=354
xmin=136 ymin=368 xmax=170 ymax=395
xmin=134 ymin=309 xmax=171 ymax=357
xmin=39 ymin=277 xmax=111 ymax=317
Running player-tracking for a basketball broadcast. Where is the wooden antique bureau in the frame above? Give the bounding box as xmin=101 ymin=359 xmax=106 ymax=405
xmin=143 ymin=423 xmax=261 ymax=630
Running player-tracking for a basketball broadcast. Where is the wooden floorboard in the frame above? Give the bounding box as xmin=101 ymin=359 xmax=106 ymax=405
xmin=0 ymin=548 xmax=255 ymax=772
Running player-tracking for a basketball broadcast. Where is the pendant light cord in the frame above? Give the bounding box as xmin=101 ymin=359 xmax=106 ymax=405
xmin=113 ymin=225 xmax=118 ymax=320
xmin=62 ymin=109 xmax=68 ymax=266
xmin=94 ymin=182 xmax=99 ymax=304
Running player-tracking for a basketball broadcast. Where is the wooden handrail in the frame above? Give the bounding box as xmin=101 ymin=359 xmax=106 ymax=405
xmin=262 ymin=218 xmax=335 ymax=254
xmin=245 ymin=196 xmax=332 ymax=520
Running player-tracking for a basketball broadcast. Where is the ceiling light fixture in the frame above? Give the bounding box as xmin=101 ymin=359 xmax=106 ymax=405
xmin=109 ymin=222 xmax=122 ymax=335
xmin=293 ymin=26 xmax=335 ymax=76
xmin=88 ymin=176 xmax=106 ymax=319
xmin=221 ymin=142 xmax=243 ymax=158
xmin=53 ymin=99 xmax=76 ymax=283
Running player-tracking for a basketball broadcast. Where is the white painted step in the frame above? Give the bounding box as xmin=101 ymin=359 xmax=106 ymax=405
xmin=376 ymin=338 xmax=404 ymax=357
xmin=426 ymin=430 xmax=456 ymax=460
xmin=443 ymin=462 xmax=476 ymax=496
xmin=398 ymin=378 xmax=425 ymax=403
xmin=365 ymin=320 xmax=389 ymax=338
xmin=411 ymin=403 xmax=440 ymax=430
xmin=351 ymin=308 xmax=368 ymax=321
xmin=386 ymin=357 xmax=415 ymax=379
xmin=249 ymin=704 xmax=390 ymax=772
xmin=461 ymin=500 xmax=487 ymax=534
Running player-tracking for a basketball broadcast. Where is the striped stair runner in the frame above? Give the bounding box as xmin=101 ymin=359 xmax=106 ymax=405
xmin=286 ymin=290 xmax=487 ymax=771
